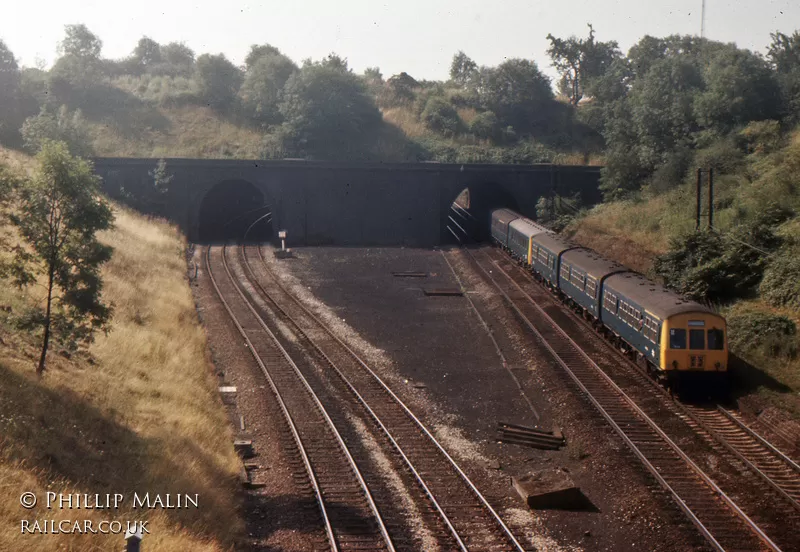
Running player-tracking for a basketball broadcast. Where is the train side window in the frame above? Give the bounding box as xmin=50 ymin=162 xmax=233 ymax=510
xmin=644 ymin=318 xmax=659 ymax=343
xmin=561 ymin=264 xmax=570 ymax=281
xmin=670 ymin=329 xmax=686 ymax=349
xmin=708 ymin=329 xmax=724 ymax=350
xmin=603 ymin=291 xmax=617 ymax=313
xmin=586 ymin=278 xmax=597 ymax=298
xmin=689 ymin=329 xmax=705 ymax=349
xmin=538 ymin=249 xmax=548 ymax=264
xmin=572 ymin=271 xmax=585 ymax=290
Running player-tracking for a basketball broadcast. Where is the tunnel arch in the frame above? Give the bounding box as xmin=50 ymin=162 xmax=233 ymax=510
xmin=444 ymin=182 xmax=524 ymax=244
xmin=198 ymin=179 xmax=274 ymax=242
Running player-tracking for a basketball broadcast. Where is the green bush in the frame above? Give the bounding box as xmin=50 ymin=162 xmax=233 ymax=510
xmin=760 ymin=251 xmax=800 ymax=309
xmin=737 ymin=120 xmax=783 ymax=155
xmin=693 ymin=137 xmax=746 ymax=175
xmin=420 ymin=96 xmax=463 ymax=136
xmin=727 ymin=310 xmax=797 ymax=358
xmin=653 ymin=213 xmax=784 ymax=303
xmin=469 ymin=111 xmax=500 ymax=141
xmin=20 ymin=105 xmax=93 ymax=157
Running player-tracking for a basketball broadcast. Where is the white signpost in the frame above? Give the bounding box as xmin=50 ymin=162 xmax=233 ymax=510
xmin=275 ymin=230 xmax=292 ymax=258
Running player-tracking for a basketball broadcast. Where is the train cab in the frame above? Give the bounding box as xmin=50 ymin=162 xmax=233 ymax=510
xmin=601 ymin=272 xmax=728 ymax=382
xmin=661 ymin=312 xmax=728 ymax=376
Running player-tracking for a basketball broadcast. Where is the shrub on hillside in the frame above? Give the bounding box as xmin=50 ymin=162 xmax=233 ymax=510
xmin=420 ymin=96 xmax=463 ymax=136
xmin=20 ymin=105 xmax=93 ymax=157
xmin=194 ymin=53 xmax=242 ymax=110
xmin=377 ymin=72 xmax=419 ymax=108
xmin=653 ymin=208 xmax=786 ymax=303
xmin=648 ymin=146 xmax=693 ymax=193
xmin=240 ymin=52 xmax=297 ymax=124
xmin=727 ymin=310 xmax=797 ymax=358
xmin=279 ymin=62 xmax=382 ymax=159
xmin=693 ymin=137 xmax=746 ymax=175
xmin=760 ymin=251 xmax=800 ymax=309
xmin=737 ymin=120 xmax=783 ymax=155
xmin=469 ymin=111 xmax=500 ymax=141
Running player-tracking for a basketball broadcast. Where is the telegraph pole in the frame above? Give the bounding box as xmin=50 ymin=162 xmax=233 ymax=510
xmin=701 ymin=0 xmax=706 ymax=38
xmin=695 ymin=168 xmax=714 ymax=230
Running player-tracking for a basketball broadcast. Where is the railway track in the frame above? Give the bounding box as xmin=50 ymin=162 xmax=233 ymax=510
xmin=239 ymin=244 xmax=530 ymax=552
xmin=464 ymin=246 xmax=785 ymax=552
xmin=478 ymin=245 xmax=800 ymax=521
xmin=684 ymin=405 xmax=800 ymax=510
xmin=206 ymin=245 xmax=395 ymax=552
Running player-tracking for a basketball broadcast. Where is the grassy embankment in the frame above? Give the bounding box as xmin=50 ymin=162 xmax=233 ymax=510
xmin=565 ymin=131 xmax=800 ymax=414
xmin=72 ymin=75 xmax=602 ymax=164
xmin=0 ymin=148 xmax=242 ymax=550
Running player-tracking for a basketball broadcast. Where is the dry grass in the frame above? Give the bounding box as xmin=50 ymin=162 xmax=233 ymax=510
xmin=0 ymin=187 xmax=242 ymax=550
xmin=564 ymin=193 xmax=693 ymax=273
xmin=0 ymin=145 xmax=37 ymax=176
xmin=456 ymin=107 xmax=478 ymax=125
xmin=88 ymin=105 xmax=263 ymax=158
xmin=381 ymin=106 xmax=429 ymax=139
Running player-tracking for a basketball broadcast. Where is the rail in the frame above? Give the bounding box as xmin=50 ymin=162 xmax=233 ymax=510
xmin=246 ymin=244 xmax=528 ymax=552
xmin=206 ymin=245 xmax=395 ymax=552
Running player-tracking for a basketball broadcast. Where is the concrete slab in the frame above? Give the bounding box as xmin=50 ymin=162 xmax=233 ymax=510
xmin=513 ymin=470 xmax=597 ymax=511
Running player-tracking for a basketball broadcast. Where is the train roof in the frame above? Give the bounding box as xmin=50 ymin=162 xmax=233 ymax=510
xmin=490 ymin=209 xmax=521 ymax=226
xmin=531 ymin=232 xmax=578 ymax=255
xmin=509 ymin=217 xmax=550 ymax=238
xmin=561 ymin=248 xmax=629 ymax=280
xmin=604 ymin=272 xmax=714 ymax=320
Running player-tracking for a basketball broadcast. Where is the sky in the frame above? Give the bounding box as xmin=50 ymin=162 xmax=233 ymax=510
xmin=1 ymin=0 xmax=799 ymax=81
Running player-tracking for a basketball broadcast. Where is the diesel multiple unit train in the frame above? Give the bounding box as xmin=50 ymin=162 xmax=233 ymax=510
xmin=490 ymin=208 xmax=728 ymax=385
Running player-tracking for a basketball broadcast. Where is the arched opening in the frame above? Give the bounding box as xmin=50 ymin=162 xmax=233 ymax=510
xmin=198 ymin=180 xmax=273 ymax=243
xmin=445 ymin=184 xmax=522 ymax=244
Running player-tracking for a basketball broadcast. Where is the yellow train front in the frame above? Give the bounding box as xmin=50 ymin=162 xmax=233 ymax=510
xmin=660 ymin=312 xmax=728 ymax=380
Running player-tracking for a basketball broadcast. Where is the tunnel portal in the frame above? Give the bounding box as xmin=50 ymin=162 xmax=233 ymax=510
xmin=198 ymin=179 xmax=272 ymax=242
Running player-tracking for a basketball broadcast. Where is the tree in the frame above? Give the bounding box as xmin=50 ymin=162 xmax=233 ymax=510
xmin=547 ymin=25 xmax=621 ymax=105
xmin=628 ymin=56 xmax=703 ymax=169
xmin=58 ymin=24 xmax=102 ymax=59
xmin=20 ymin=105 xmax=93 ymax=157
xmin=450 ymin=51 xmax=477 ymax=87
xmin=474 ymin=59 xmax=554 ymax=133
xmin=693 ymin=47 xmax=780 ymax=132
xmin=160 ymin=42 xmax=195 ymax=75
xmin=240 ymin=51 xmax=297 ymax=124
xmin=0 ymin=39 xmax=21 ymax=144
xmin=377 ymin=72 xmax=419 ymax=108
xmin=133 ymin=37 xmax=163 ymax=68
xmin=363 ymin=67 xmax=383 ymax=84
xmin=194 ymin=53 xmax=242 ymax=109
xmin=49 ymin=24 xmax=105 ymax=101
xmin=8 ymin=141 xmax=113 ymax=375
xmin=279 ymin=62 xmax=382 ymax=158
xmin=767 ymin=31 xmax=800 ymax=122
xmin=245 ymin=44 xmax=282 ymax=70
xmin=318 ymin=53 xmax=349 ymax=72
